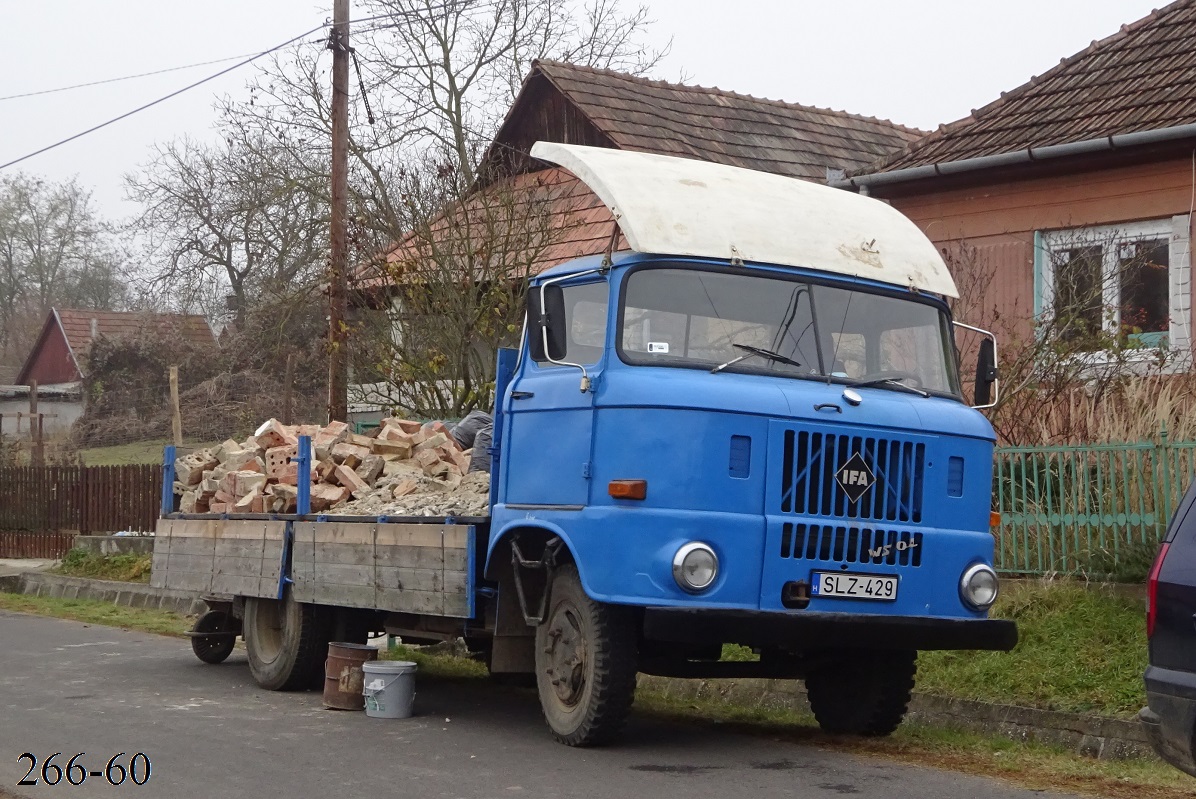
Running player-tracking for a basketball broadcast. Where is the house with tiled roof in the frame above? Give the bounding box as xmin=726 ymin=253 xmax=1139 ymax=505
xmin=364 ymin=59 xmax=924 ymax=287
xmin=478 ymin=59 xmax=923 ymax=269
xmin=16 ymin=308 xmax=214 ymax=386
xmin=836 ymin=0 xmax=1196 ymax=360
xmin=351 ymin=60 xmax=923 ymax=419
xmin=2 ymin=309 xmax=213 ymax=438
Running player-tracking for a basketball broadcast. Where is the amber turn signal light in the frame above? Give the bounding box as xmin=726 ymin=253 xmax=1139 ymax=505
xmin=609 ymin=480 xmax=647 ymax=500
xmin=990 ymin=511 xmax=1001 ymax=528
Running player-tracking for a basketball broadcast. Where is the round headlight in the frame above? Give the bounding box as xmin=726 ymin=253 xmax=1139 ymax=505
xmin=960 ymin=563 xmax=999 ymax=610
xmin=673 ymin=543 xmax=718 ymax=593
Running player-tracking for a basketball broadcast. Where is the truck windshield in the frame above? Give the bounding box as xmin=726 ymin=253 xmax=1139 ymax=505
xmin=619 ymin=266 xmax=961 ymax=397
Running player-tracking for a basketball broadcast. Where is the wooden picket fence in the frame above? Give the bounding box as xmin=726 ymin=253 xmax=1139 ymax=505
xmin=0 ymin=464 xmax=162 ymax=558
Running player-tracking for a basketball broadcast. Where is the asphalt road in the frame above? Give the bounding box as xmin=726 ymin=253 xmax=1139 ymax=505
xmin=0 ymin=610 xmax=1082 ymax=799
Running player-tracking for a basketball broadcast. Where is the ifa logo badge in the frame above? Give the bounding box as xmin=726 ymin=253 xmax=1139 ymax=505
xmin=835 ymin=452 xmax=876 ymax=503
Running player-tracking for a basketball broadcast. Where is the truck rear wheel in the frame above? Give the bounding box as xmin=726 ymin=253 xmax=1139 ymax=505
xmin=805 ymin=649 xmax=917 ymax=736
xmin=244 ymin=592 xmax=325 ymax=691
xmin=534 ymin=564 xmax=638 ymax=746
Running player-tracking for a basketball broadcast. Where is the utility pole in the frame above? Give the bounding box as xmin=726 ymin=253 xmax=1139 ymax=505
xmin=169 ymin=366 xmax=183 ymax=447
xmin=29 ymin=380 xmax=43 ymax=468
xmin=327 ymin=0 xmax=350 ymax=423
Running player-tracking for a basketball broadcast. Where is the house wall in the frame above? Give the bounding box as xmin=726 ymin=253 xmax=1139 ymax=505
xmin=0 ymin=398 xmax=83 ymax=438
xmin=884 ymin=156 xmax=1196 ymax=344
xmin=21 ymin=324 xmax=80 ymax=385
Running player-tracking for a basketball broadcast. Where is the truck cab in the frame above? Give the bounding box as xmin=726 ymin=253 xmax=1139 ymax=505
xmin=484 ymin=142 xmax=1016 ymax=744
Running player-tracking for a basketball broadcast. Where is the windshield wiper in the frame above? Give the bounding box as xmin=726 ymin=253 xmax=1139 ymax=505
xmin=712 ymin=343 xmax=802 ymax=374
xmin=848 ymin=376 xmax=931 ymax=398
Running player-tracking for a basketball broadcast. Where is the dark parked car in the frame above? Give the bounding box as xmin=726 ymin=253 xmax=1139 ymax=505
xmin=1141 ymin=476 xmax=1196 ymax=775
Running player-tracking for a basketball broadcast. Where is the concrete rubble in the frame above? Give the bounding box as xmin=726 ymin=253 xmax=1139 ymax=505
xmin=175 ymin=417 xmax=490 ymax=518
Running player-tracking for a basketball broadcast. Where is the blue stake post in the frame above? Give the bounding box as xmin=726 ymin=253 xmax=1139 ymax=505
xmin=296 ymin=435 xmax=312 ymax=516
xmin=160 ymin=444 xmax=177 ymax=517
xmin=489 ymin=347 xmax=518 ymax=510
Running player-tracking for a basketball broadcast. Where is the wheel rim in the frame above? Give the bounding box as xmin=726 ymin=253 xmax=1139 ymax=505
xmin=250 ymin=599 xmax=285 ymax=664
xmin=196 ymin=636 xmax=229 ymax=657
xmin=542 ymin=602 xmax=588 ymax=708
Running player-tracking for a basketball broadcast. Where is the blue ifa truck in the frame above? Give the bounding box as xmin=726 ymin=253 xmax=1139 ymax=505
xmin=152 ymin=142 xmax=1017 ymax=747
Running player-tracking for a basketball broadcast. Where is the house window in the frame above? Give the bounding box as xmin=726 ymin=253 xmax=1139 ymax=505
xmin=1037 ymin=216 xmax=1191 ymax=352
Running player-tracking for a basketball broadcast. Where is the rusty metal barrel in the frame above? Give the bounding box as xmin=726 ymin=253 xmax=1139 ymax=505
xmin=323 ymin=642 xmax=378 ymax=710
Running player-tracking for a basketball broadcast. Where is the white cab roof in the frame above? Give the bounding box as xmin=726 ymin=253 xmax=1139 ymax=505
xmin=531 ymin=141 xmax=958 ymax=297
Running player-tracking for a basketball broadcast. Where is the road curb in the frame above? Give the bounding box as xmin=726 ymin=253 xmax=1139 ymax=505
xmin=3 ymin=571 xmax=206 ymax=615
xmin=638 ymin=675 xmax=1152 ymax=761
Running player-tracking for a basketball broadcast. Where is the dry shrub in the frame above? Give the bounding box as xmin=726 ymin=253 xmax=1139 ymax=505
xmin=74 ymin=296 xmax=328 ymax=448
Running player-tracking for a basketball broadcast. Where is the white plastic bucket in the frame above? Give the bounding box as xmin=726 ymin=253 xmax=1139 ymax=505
xmin=362 ymin=660 xmax=417 ymax=719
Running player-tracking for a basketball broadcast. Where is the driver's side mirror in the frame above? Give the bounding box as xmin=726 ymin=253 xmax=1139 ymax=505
xmin=527 ymin=284 xmax=567 ymax=362
xmin=974 ymin=337 xmax=998 ymax=407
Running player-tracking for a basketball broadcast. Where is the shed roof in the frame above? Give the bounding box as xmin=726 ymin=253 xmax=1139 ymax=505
xmin=356 ymin=166 xmax=622 ymax=290
xmin=870 ymin=0 xmax=1196 ymax=173
xmin=486 ymin=59 xmax=925 ymax=181
xmin=55 ymin=309 xmax=214 ymax=354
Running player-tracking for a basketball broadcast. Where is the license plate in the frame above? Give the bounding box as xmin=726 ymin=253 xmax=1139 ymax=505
xmin=811 ymin=571 xmax=898 ymax=601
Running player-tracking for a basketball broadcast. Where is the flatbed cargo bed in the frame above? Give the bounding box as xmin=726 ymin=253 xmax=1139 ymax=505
xmin=151 ymin=513 xmax=487 ymax=620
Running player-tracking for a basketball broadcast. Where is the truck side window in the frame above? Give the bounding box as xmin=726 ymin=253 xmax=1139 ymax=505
xmin=531 ymin=280 xmax=609 ymax=365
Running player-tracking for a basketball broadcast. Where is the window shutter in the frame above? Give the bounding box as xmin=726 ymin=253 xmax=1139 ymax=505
xmin=1033 ymin=230 xmax=1046 ymax=319
xmin=1169 ymin=214 xmax=1192 ymax=352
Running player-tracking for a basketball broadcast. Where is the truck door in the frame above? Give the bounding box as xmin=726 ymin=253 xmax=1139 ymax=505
xmin=502 ymin=279 xmax=608 ymax=508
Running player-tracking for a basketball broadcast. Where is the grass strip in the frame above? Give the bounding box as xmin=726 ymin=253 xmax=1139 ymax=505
xmin=53 ymin=550 xmax=153 ymax=583
xmin=78 ymin=438 xmax=221 ymax=466
xmin=916 ymin=579 xmax=1147 ymax=717
xmin=0 ymin=593 xmax=192 ymax=637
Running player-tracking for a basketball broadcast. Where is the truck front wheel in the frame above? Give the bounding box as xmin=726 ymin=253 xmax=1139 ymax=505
xmin=244 ymin=592 xmax=325 ymax=691
xmin=805 ymin=649 xmax=917 ymax=736
xmin=534 ymin=564 xmax=638 ymax=746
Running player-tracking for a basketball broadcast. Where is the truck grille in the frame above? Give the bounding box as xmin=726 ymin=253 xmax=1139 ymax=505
xmin=780 ymin=522 xmax=924 ymax=567
xmin=779 ymin=430 xmax=924 ymax=523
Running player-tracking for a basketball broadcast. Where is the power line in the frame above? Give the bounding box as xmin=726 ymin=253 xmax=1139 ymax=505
xmin=0 ymin=26 xmax=324 ymax=172
xmin=0 ymin=2 xmax=493 ymax=173
xmin=0 ymin=12 xmax=405 ymax=105
xmin=0 ymin=53 xmax=263 ymax=102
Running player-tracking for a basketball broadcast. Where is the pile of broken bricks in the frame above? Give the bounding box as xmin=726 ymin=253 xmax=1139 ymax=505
xmin=174 ymin=417 xmax=486 ymax=517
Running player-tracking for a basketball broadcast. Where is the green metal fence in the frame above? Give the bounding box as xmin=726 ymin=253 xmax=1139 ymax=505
xmin=994 ymin=434 xmax=1196 ymax=575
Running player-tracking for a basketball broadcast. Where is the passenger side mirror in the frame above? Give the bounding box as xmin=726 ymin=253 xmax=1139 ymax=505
xmin=527 ymin=284 xmax=567 ymax=362
xmin=974 ymin=337 xmax=998 ymax=407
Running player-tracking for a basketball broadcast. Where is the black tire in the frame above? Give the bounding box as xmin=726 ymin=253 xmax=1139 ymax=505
xmin=534 ymin=564 xmax=638 ymax=746
xmin=191 ymin=610 xmax=236 ymax=665
xmin=805 ymin=649 xmax=917 ymax=736
xmin=244 ymin=592 xmax=326 ymax=691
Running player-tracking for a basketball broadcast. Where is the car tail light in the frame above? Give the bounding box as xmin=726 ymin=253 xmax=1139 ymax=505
xmin=1147 ymin=541 xmax=1170 ymax=638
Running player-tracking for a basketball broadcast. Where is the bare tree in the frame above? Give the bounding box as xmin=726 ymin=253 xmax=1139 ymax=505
xmin=351 ymin=154 xmax=578 ymax=417
xmin=216 ymin=0 xmax=667 ymax=239
xmin=0 ymin=173 xmax=127 ymax=379
xmin=356 ymin=0 xmax=668 ymax=183
xmin=125 ymin=133 xmax=329 ymax=324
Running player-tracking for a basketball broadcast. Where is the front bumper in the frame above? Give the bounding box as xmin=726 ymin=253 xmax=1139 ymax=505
xmin=642 ymin=608 xmax=1017 ymax=651
xmin=1141 ymin=665 xmax=1196 ymax=777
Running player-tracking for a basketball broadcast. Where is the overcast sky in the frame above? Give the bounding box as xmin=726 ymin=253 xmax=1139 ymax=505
xmin=0 ymin=0 xmax=1164 ymax=220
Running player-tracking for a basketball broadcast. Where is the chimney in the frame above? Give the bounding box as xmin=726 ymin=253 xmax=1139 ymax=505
xmin=90 ymin=318 xmax=98 ymax=339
